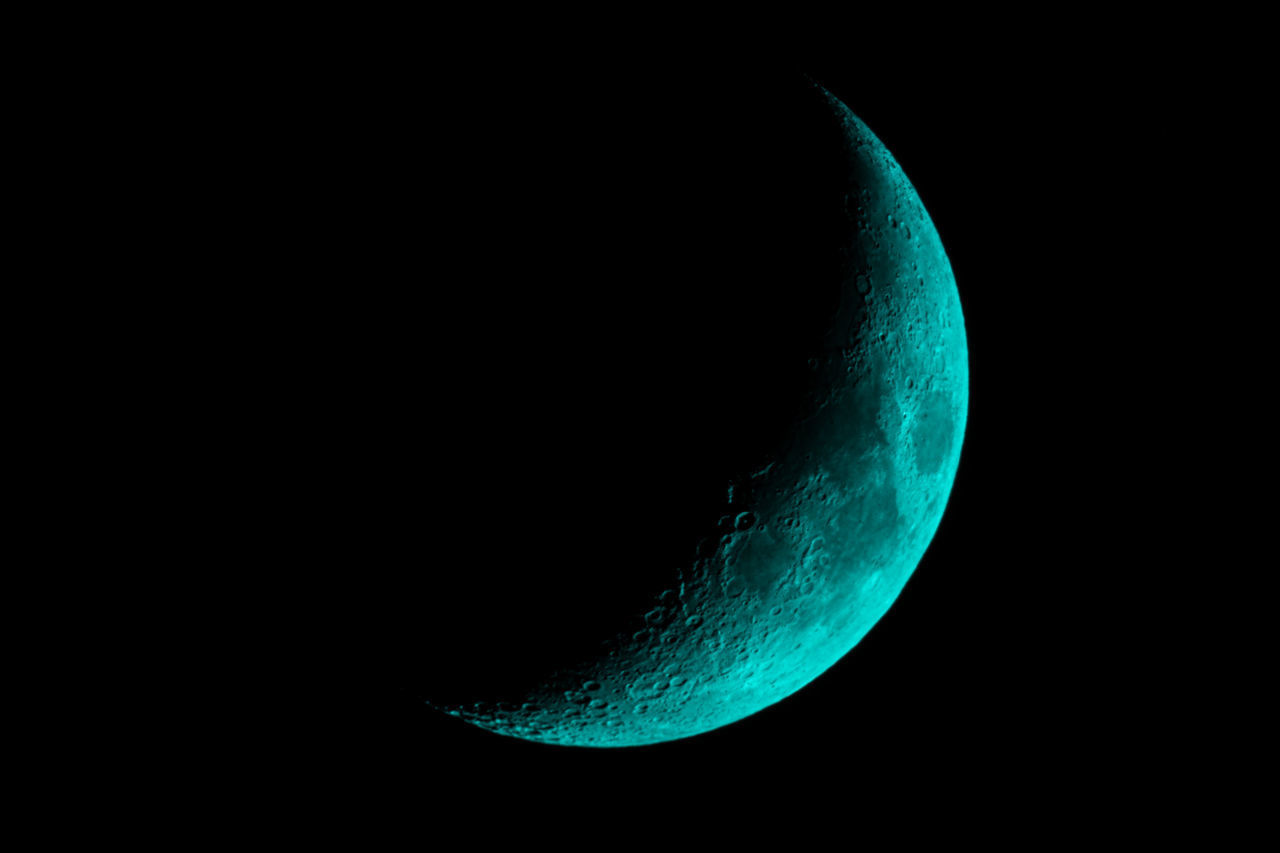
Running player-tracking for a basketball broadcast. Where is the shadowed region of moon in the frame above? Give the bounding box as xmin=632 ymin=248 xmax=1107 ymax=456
xmin=392 ymin=75 xmax=968 ymax=747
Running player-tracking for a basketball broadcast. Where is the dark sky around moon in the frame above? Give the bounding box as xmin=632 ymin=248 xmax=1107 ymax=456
xmin=252 ymin=38 xmax=1232 ymax=819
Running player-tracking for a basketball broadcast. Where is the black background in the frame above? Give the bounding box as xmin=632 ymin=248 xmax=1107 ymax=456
xmin=259 ymin=40 xmax=1226 ymax=818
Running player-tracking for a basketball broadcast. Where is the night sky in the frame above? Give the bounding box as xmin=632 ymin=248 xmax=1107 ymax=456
xmin=260 ymin=39 xmax=1222 ymax=819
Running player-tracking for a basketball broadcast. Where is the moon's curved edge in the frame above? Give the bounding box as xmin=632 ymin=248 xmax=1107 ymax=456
xmin=432 ymin=86 xmax=969 ymax=748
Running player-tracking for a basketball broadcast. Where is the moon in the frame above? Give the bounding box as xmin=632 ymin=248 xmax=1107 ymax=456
xmin=425 ymin=84 xmax=968 ymax=747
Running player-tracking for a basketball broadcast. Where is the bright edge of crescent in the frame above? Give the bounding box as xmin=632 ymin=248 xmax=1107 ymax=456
xmin=428 ymin=84 xmax=969 ymax=747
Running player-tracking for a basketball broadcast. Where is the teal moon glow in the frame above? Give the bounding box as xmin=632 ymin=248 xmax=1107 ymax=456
xmin=431 ymin=86 xmax=968 ymax=747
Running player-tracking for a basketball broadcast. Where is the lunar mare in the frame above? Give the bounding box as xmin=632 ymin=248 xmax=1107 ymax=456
xmin=430 ymin=86 xmax=968 ymax=747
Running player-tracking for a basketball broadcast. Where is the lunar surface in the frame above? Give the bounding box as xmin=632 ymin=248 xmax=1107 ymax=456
xmin=424 ymin=83 xmax=968 ymax=747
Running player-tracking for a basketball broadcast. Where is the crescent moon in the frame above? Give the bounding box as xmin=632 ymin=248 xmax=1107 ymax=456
xmin=427 ymin=84 xmax=968 ymax=747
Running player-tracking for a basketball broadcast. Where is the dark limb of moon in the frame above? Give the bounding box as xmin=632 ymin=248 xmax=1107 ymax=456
xmin=417 ymin=80 xmax=968 ymax=747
